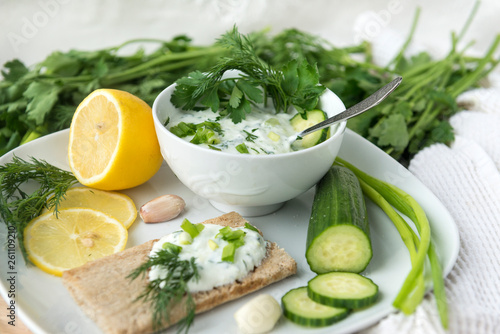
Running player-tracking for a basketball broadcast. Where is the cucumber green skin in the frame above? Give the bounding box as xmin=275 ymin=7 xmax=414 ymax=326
xmin=307 ymin=273 xmax=379 ymax=309
xmin=282 ymin=287 xmax=350 ymax=327
xmin=306 ymin=165 xmax=372 ymax=273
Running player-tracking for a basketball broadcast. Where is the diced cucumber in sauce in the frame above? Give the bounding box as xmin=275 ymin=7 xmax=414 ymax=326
xmin=282 ymin=287 xmax=349 ymax=327
xmin=308 ymin=272 xmax=379 ymax=309
xmin=290 ymin=109 xmax=329 ymax=149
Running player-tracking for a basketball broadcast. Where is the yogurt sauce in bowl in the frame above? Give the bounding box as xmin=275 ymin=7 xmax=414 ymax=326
xmin=167 ymin=107 xmax=301 ymax=155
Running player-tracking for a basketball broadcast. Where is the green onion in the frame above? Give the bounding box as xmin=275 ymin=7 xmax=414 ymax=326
xmin=217 ymin=226 xmax=246 ymax=263
xmin=181 ymin=219 xmax=201 ymax=239
xmin=335 ymin=157 xmax=448 ymax=328
xmin=216 ymin=226 xmax=246 ymax=241
xmin=162 ymin=242 xmax=182 ymax=254
xmin=236 ymin=143 xmax=249 ymax=154
xmin=221 ymin=243 xmax=237 ymax=262
xmin=244 ymin=222 xmax=260 ymax=233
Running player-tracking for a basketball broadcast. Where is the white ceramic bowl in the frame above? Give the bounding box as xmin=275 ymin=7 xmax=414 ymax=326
xmin=152 ymin=76 xmax=347 ymax=216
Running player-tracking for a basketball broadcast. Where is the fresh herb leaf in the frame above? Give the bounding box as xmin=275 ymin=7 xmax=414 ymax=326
xmin=1 ymin=59 xmax=29 ymax=81
xmin=368 ymin=113 xmax=409 ymax=152
xmin=23 ymin=82 xmax=62 ymax=125
xmin=229 ymin=85 xmax=243 ymax=108
xmin=236 ymin=80 xmax=263 ymax=103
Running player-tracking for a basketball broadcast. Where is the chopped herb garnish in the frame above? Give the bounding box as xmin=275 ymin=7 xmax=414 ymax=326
xmin=235 ymin=143 xmax=249 ymax=154
xmin=260 ymin=148 xmax=273 ymax=155
xmin=216 ymin=226 xmax=246 ymax=263
xmin=190 ymin=127 xmax=219 ymax=145
xmin=170 ymin=122 xmax=197 ymax=137
xmin=162 ymin=242 xmax=182 ymax=253
xmin=216 ymin=226 xmax=246 ymax=241
xmin=181 ymin=219 xmax=204 ymax=239
xmin=250 ymin=148 xmax=260 ymax=154
xmin=163 ymin=117 xmax=170 ymax=127
xmin=169 ymin=121 xmax=222 ymax=145
xmin=243 ymin=130 xmax=258 ymax=142
xmin=244 ymin=222 xmax=260 ymax=233
xmin=128 ymin=246 xmax=199 ymax=333
xmin=208 ymin=145 xmax=222 ymax=151
xmin=221 ymin=242 xmax=237 ymax=262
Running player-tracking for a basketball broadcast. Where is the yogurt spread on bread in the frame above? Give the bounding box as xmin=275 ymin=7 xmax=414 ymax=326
xmin=149 ymin=223 xmax=267 ymax=292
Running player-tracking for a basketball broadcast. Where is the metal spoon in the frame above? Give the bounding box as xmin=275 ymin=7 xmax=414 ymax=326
xmin=289 ymin=76 xmax=403 ymax=144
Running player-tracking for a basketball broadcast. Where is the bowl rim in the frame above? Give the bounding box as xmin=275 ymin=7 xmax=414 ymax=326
xmin=152 ymin=82 xmax=347 ymax=160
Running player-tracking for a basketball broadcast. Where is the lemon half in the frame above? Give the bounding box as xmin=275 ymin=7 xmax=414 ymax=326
xmin=68 ymin=89 xmax=163 ymax=190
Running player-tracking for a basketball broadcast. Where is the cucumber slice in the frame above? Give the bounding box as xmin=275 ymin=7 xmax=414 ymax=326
xmin=308 ymin=272 xmax=379 ymax=309
xmin=290 ymin=109 xmax=328 ymax=149
xmin=306 ymin=165 xmax=373 ymax=274
xmin=282 ymin=287 xmax=349 ymax=327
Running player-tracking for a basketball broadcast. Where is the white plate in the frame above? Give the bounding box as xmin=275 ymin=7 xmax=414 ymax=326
xmin=0 ymin=129 xmax=459 ymax=334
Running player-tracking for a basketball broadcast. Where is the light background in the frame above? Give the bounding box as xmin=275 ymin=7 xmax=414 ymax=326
xmin=1 ymin=0 xmax=499 ymax=68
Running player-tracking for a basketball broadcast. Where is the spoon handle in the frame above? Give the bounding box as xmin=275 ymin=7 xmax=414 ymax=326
xmin=298 ymin=76 xmax=402 ymax=138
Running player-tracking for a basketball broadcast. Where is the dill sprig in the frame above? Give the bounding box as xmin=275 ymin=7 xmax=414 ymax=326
xmin=171 ymin=26 xmax=326 ymax=123
xmin=0 ymin=155 xmax=78 ymax=261
xmin=128 ymin=245 xmax=200 ymax=333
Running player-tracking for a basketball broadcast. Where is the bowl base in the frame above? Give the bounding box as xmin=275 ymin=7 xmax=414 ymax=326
xmin=209 ymin=200 xmax=285 ymax=217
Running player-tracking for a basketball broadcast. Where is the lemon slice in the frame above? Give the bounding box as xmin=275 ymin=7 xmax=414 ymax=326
xmin=68 ymin=89 xmax=163 ymax=190
xmin=43 ymin=187 xmax=137 ymax=229
xmin=24 ymin=208 xmax=128 ymax=276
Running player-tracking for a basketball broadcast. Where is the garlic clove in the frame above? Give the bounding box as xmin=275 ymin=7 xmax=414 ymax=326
xmin=139 ymin=194 xmax=185 ymax=223
xmin=234 ymin=294 xmax=281 ymax=334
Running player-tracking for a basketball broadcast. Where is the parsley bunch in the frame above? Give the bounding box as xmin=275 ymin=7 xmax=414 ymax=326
xmin=0 ymin=37 xmax=225 ymax=155
xmin=170 ymin=26 xmax=326 ymax=123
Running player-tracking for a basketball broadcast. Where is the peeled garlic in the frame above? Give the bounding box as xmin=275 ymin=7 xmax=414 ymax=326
xmin=234 ymin=294 xmax=281 ymax=334
xmin=139 ymin=194 xmax=185 ymax=223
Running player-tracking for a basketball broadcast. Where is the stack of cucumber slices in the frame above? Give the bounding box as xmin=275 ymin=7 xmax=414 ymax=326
xmin=282 ymin=272 xmax=378 ymax=327
xmin=282 ymin=165 xmax=379 ymax=327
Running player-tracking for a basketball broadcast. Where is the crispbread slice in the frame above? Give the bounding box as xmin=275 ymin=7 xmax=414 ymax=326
xmin=62 ymin=212 xmax=297 ymax=334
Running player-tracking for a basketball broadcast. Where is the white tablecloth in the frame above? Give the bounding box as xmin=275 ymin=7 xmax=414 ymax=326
xmin=1 ymin=1 xmax=500 ymax=333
